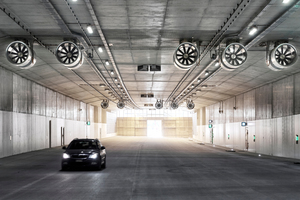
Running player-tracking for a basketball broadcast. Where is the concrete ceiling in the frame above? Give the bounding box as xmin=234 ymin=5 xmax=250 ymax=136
xmin=0 ymin=0 xmax=299 ymax=110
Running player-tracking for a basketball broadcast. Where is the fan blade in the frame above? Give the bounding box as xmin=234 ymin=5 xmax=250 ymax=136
xmin=186 ymin=47 xmax=191 ymax=54
xmin=188 ymin=50 xmax=195 ymax=55
xmin=178 ymin=49 xmax=184 ymax=54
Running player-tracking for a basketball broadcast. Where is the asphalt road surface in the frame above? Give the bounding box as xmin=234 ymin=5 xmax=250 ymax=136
xmin=1 ymin=136 xmax=300 ymax=200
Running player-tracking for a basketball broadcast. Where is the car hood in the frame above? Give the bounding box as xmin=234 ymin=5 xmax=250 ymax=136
xmin=64 ymin=149 xmax=98 ymax=154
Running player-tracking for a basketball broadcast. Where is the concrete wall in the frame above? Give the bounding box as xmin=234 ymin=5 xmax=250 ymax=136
xmin=0 ymin=66 xmax=110 ymax=158
xmin=117 ymin=117 xmax=193 ymax=137
xmin=194 ymin=73 xmax=300 ymax=159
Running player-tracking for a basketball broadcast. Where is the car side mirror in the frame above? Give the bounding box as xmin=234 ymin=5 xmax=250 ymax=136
xmin=101 ymin=146 xmax=105 ymax=150
xmin=62 ymin=146 xmax=66 ymax=150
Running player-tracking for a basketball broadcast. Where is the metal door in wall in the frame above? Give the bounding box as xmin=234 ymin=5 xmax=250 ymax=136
xmin=61 ymin=127 xmax=65 ymax=146
xmin=245 ymin=128 xmax=249 ymax=151
xmin=210 ymin=128 xmax=214 ymax=144
xmin=49 ymin=120 xmax=51 ymax=148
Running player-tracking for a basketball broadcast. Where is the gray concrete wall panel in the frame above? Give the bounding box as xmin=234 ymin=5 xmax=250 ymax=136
xmin=0 ymin=111 xmax=13 ymax=157
xmin=244 ymin=90 xmax=255 ymax=121
xmin=56 ymin=93 xmax=65 ymax=119
xmin=0 ymin=68 xmax=13 ymax=111
xmin=225 ymin=98 xmax=234 ymax=123
xmin=234 ymin=95 xmax=244 ymax=122
xmin=13 ymin=74 xmax=31 ymax=113
xmin=65 ymin=97 xmax=74 ymax=120
xmin=46 ymin=89 xmax=57 ymax=118
xmin=74 ymin=100 xmax=80 ymax=121
xmin=31 ymin=83 xmax=46 ymax=116
xmin=294 ymin=74 xmax=300 ymax=114
xmin=273 ymin=76 xmax=294 ymax=118
xmin=255 ymin=84 xmax=272 ymax=120
xmin=80 ymin=102 xmax=87 ymax=122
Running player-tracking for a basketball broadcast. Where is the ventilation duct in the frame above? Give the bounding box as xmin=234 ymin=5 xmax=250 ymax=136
xmin=220 ymin=43 xmax=247 ymax=71
xmin=170 ymin=101 xmax=178 ymax=110
xmin=173 ymin=42 xmax=199 ymax=70
xmin=155 ymin=100 xmax=163 ymax=109
xmin=55 ymin=41 xmax=83 ymax=69
xmin=186 ymin=100 xmax=195 ymax=110
xmin=117 ymin=101 xmax=125 ymax=109
xmin=101 ymin=99 xmax=109 ymax=109
xmin=6 ymin=41 xmax=36 ymax=69
xmin=268 ymin=43 xmax=298 ymax=71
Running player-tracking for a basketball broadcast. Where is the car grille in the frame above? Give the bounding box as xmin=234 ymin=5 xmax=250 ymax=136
xmin=71 ymin=154 xmax=89 ymax=159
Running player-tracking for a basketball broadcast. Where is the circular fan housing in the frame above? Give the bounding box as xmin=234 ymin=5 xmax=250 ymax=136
xmin=56 ymin=41 xmax=82 ymax=68
xmin=269 ymin=43 xmax=298 ymax=71
xmin=170 ymin=101 xmax=178 ymax=110
xmin=6 ymin=41 xmax=35 ymax=69
xmin=221 ymin=43 xmax=247 ymax=69
xmin=155 ymin=100 xmax=163 ymax=109
xmin=173 ymin=42 xmax=199 ymax=70
xmin=101 ymin=100 xmax=109 ymax=109
xmin=117 ymin=101 xmax=125 ymax=109
xmin=187 ymin=100 xmax=195 ymax=110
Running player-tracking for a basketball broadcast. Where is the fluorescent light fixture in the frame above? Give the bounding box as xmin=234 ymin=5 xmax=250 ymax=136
xmin=205 ymin=71 xmax=209 ymax=76
xmin=282 ymin=0 xmax=290 ymax=3
xmin=105 ymin=60 xmax=109 ymax=65
xmin=215 ymin=62 xmax=220 ymax=67
xmin=72 ymin=0 xmax=77 ymax=1
xmin=249 ymin=25 xmax=258 ymax=35
xmin=98 ymin=47 xmax=103 ymax=53
xmin=87 ymin=25 xmax=93 ymax=34
xmin=110 ymin=70 xmax=114 ymax=75
xmin=114 ymin=78 xmax=118 ymax=82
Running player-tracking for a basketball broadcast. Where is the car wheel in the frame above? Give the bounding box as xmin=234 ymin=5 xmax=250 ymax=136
xmin=102 ymin=157 xmax=106 ymax=169
xmin=96 ymin=159 xmax=102 ymax=171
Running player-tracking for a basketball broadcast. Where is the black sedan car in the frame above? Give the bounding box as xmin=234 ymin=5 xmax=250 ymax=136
xmin=61 ymin=138 xmax=106 ymax=170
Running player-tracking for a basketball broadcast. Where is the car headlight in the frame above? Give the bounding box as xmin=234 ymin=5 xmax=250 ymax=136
xmin=63 ymin=153 xmax=70 ymax=159
xmin=89 ymin=153 xmax=98 ymax=159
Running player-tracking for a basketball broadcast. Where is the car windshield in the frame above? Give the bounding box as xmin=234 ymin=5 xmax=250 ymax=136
xmin=68 ymin=141 xmax=98 ymax=149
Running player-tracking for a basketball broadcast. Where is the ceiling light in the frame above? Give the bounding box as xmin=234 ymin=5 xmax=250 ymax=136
xmin=99 ymin=84 xmax=105 ymax=87
xmin=104 ymin=88 xmax=109 ymax=92
xmin=196 ymin=89 xmax=201 ymax=92
xmin=87 ymin=25 xmax=93 ymax=34
xmin=191 ymin=84 xmax=194 ymax=88
xmin=197 ymin=78 xmax=201 ymax=83
xmin=98 ymin=47 xmax=103 ymax=53
xmin=114 ymin=78 xmax=118 ymax=82
xmin=187 ymin=88 xmax=190 ymax=91
xmin=249 ymin=25 xmax=258 ymax=35
xmin=117 ymin=83 xmax=120 ymax=87
xmin=201 ymin=85 xmax=207 ymax=88
xmin=110 ymin=70 xmax=114 ymax=75
xmin=192 ymin=93 xmax=196 ymax=96
xmin=282 ymin=0 xmax=290 ymax=3
xmin=72 ymin=0 xmax=77 ymax=1
xmin=105 ymin=60 xmax=109 ymax=65
xmin=215 ymin=62 xmax=220 ymax=67
xmin=205 ymin=71 xmax=209 ymax=76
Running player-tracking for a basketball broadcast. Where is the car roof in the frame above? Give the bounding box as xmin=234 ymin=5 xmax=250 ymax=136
xmin=72 ymin=138 xmax=99 ymax=142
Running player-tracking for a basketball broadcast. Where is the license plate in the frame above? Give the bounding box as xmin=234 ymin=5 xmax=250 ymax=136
xmin=76 ymin=160 xmax=83 ymax=162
